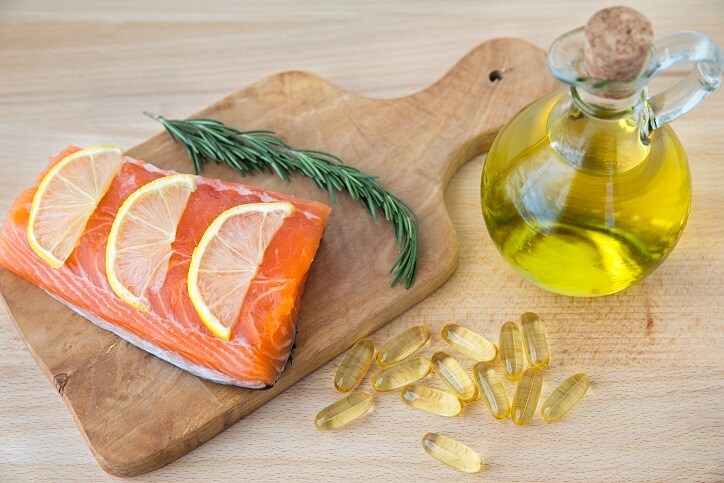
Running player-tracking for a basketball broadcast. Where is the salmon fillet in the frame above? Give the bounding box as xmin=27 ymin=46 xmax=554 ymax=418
xmin=0 ymin=146 xmax=331 ymax=388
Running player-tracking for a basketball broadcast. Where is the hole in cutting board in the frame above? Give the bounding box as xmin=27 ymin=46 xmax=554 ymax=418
xmin=488 ymin=70 xmax=504 ymax=82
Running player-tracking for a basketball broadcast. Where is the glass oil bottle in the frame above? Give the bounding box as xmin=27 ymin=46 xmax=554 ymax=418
xmin=481 ymin=6 xmax=723 ymax=296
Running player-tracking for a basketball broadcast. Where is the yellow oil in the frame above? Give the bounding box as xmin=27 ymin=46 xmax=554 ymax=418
xmin=440 ymin=323 xmax=497 ymax=362
xmin=421 ymin=433 xmax=483 ymax=474
xmin=472 ymin=361 xmax=510 ymax=420
xmin=314 ymin=392 xmax=374 ymax=430
xmin=334 ymin=339 xmax=375 ymax=393
xmin=498 ymin=321 xmax=524 ymax=381
xmin=371 ymin=356 xmax=431 ymax=391
xmin=520 ymin=312 xmax=550 ymax=369
xmin=541 ymin=373 xmax=590 ymax=422
xmin=400 ymin=384 xmax=462 ymax=417
xmin=376 ymin=325 xmax=430 ymax=367
xmin=482 ymin=90 xmax=692 ymax=296
xmin=430 ymin=351 xmax=478 ymax=403
xmin=511 ymin=367 xmax=543 ymax=426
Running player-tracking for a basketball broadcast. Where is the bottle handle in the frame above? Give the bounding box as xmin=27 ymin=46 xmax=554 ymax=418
xmin=647 ymin=31 xmax=723 ymax=130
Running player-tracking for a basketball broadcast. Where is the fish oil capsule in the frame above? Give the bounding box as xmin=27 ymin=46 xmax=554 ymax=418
xmin=441 ymin=323 xmax=497 ymax=362
xmin=314 ymin=392 xmax=373 ymax=430
xmin=511 ymin=367 xmax=543 ymax=425
xmin=376 ymin=325 xmax=430 ymax=367
xmin=400 ymin=384 xmax=462 ymax=417
xmin=472 ymin=361 xmax=510 ymax=419
xmin=499 ymin=321 xmax=525 ymax=381
xmin=430 ymin=351 xmax=478 ymax=403
xmin=334 ymin=339 xmax=374 ymax=392
xmin=521 ymin=312 xmax=550 ymax=368
xmin=371 ymin=356 xmax=431 ymax=391
xmin=421 ymin=433 xmax=483 ymax=474
xmin=541 ymin=373 xmax=590 ymax=422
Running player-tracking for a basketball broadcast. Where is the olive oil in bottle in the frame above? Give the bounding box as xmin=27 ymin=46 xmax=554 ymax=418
xmin=482 ymin=91 xmax=691 ymax=296
xmin=481 ymin=6 xmax=721 ymax=296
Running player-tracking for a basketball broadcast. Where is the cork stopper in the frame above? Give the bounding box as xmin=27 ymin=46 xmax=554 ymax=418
xmin=584 ymin=6 xmax=653 ymax=83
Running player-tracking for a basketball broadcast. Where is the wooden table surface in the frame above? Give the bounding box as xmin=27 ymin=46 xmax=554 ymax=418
xmin=1 ymin=1 xmax=722 ymax=480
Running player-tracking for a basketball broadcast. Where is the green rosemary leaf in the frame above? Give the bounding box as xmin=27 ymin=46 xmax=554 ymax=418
xmin=145 ymin=112 xmax=419 ymax=288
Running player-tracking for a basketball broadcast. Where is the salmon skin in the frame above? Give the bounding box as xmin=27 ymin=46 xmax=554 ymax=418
xmin=0 ymin=147 xmax=331 ymax=388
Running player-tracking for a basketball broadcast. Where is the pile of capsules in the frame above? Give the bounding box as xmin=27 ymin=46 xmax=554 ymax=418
xmin=313 ymin=312 xmax=590 ymax=474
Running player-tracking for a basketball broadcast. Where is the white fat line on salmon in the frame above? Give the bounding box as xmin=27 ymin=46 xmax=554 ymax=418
xmin=45 ymin=292 xmax=268 ymax=389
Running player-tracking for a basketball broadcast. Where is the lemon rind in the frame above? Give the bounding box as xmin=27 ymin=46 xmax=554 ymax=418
xmin=106 ymin=174 xmax=196 ymax=312
xmin=187 ymin=202 xmax=295 ymax=341
xmin=27 ymin=146 xmax=124 ymax=268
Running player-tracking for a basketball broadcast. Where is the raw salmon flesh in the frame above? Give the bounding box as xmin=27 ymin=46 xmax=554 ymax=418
xmin=0 ymin=147 xmax=331 ymax=388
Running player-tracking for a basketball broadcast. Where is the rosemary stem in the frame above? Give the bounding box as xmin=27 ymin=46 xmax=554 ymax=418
xmin=147 ymin=114 xmax=419 ymax=288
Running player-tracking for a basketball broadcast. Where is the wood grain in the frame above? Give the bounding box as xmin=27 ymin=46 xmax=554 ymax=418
xmin=0 ymin=1 xmax=722 ymax=481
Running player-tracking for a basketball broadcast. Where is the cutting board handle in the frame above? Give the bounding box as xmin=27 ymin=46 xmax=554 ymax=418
xmin=409 ymin=38 xmax=558 ymax=185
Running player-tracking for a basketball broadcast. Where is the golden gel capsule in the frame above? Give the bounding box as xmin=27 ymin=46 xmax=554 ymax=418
xmin=400 ymin=384 xmax=462 ymax=417
xmin=541 ymin=373 xmax=590 ymax=422
xmin=472 ymin=361 xmax=510 ymax=419
xmin=314 ymin=392 xmax=374 ymax=430
xmin=430 ymin=351 xmax=478 ymax=403
xmin=376 ymin=325 xmax=430 ymax=367
xmin=371 ymin=356 xmax=431 ymax=391
xmin=440 ymin=323 xmax=497 ymax=362
xmin=511 ymin=367 xmax=543 ymax=425
xmin=334 ymin=339 xmax=375 ymax=392
xmin=421 ymin=433 xmax=483 ymax=474
xmin=499 ymin=321 xmax=525 ymax=381
xmin=521 ymin=312 xmax=550 ymax=368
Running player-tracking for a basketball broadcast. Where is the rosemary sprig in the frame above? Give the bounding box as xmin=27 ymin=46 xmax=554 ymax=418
xmin=144 ymin=112 xmax=418 ymax=288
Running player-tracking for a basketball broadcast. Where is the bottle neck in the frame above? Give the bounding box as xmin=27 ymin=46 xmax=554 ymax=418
xmin=573 ymin=87 xmax=648 ymax=121
xmin=547 ymin=87 xmax=652 ymax=173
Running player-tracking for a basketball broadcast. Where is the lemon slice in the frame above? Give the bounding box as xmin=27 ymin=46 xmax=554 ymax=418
xmin=28 ymin=146 xmax=125 ymax=268
xmin=188 ymin=202 xmax=295 ymax=340
xmin=106 ymin=174 xmax=196 ymax=311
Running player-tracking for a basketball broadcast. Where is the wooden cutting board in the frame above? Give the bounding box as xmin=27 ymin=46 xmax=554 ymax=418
xmin=0 ymin=38 xmax=558 ymax=476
